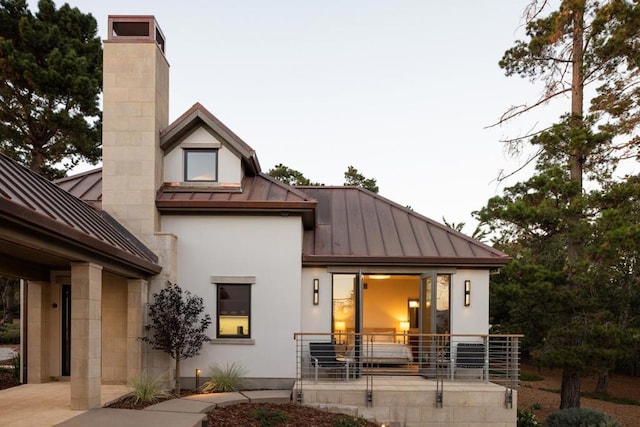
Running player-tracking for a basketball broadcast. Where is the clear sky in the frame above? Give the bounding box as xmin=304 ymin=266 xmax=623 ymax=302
xmin=61 ymin=0 xmax=558 ymax=232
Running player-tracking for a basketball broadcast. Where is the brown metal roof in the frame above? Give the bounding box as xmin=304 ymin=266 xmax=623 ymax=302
xmin=54 ymin=167 xmax=102 ymax=209
xmin=0 ymin=154 xmax=160 ymax=277
xmin=297 ymin=186 xmax=511 ymax=267
xmin=57 ymin=165 xmax=509 ymax=268
xmin=157 ymin=173 xmax=317 ymax=227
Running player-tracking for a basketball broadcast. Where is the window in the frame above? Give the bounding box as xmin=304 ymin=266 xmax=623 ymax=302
xmin=184 ymin=149 xmax=217 ymax=181
xmin=217 ymin=284 xmax=250 ymax=338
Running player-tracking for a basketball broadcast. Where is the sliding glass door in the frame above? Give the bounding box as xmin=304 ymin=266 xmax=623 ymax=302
xmin=420 ymin=273 xmax=450 ymax=334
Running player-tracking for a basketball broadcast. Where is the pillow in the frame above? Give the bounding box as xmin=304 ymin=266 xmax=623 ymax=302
xmin=374 ymin=333 xmax=396 ymax=343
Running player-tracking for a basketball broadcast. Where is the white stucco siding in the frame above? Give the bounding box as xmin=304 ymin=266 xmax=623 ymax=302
xmin=300 ymin=268 xmax=332 ymax=333
xmin=450 ymin=269 xmax=490 ymax=336
xmin=300 ymin=268 xmax=491 ymax=337
xmin=161 ymin=215 xmax=302 ymax=379
xmin=163 ymin=127 xmax=242 ymax=184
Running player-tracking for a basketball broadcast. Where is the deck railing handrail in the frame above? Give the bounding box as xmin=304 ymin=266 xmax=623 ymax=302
xmin=293 ymin=332 xmax=521 ymax=396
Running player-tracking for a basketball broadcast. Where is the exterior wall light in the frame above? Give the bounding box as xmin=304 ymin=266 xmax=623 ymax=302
xmin=464 ymin=280 xmax=471 ymax=307
xmin=313 ymin=278 xmax=319 ymax=305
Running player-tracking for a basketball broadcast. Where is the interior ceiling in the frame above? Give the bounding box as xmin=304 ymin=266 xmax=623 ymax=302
xmin=364 ymin=275 xmax=419 ymax=281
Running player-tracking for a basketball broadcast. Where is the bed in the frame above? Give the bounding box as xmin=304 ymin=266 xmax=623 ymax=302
xmin=345 ymin=327 xmax=414 ymax=365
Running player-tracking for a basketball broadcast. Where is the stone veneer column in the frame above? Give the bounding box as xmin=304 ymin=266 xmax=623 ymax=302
xmin=70 ymin=263 xmax=102 ymax=410
xmin=127 ymin=279 xmax=148 ymax=379
xmin=26 ymin=281 xmax=50 ymax=383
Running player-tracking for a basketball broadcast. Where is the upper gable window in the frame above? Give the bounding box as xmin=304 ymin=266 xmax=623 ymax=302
xmin=184 ymin=149 xmax=218 ymax=182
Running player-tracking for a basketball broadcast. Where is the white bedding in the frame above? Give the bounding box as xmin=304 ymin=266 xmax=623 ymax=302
xmin=347 ymin=342 xmax=413 ymax=364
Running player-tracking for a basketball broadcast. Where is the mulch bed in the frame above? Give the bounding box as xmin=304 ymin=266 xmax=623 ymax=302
xmin=0 ymin=368 xmax=18 ymax=390
xmin=207 ymin=402 xmax=377 ymax=427
xmin=107 ymin=391 xmax=377 ymax=426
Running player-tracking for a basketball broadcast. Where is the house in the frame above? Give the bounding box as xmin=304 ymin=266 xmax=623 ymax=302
xmin=0 ymin=15 xmax=517 ymax=425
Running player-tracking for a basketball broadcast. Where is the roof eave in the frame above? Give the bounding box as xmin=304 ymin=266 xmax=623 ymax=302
xmin=156 ymin=200 xmax=317 ymax=228
xmin=0 ymin=199 xmax=162 ymax=276
xmin=301 ymin=255 xmax=512 ymax=268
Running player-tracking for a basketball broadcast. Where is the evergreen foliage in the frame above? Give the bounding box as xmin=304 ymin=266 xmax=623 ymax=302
xmin=140 ymin=282 xmax=211 ymax=395
xmin=0 ymin=0 xmax=102 ymax=179
xmin=267 ymin=163 xmax=380 ymax=193
xmin=483 ymin=0 xmax=640 ymax=409
xmin=267 ymin=163 xmax=321 ymax=186
xmin=544 ymin=407 xmax=619 ymax=427
xmin=343 ymin=165 xmax=378 ymax=193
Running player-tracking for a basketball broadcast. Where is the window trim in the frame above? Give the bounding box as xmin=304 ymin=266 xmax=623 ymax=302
xmin=211 ymin=276 xmax=256 ymax=343
xmin=183 ymin=148 xmax=218 ymax=182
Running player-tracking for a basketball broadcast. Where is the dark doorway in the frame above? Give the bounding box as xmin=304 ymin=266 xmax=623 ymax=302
xmin=61 ymin=284 xmax=71 ymax=376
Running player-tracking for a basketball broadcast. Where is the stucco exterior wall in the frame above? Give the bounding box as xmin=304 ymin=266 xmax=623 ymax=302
xmin=300 ymin=268 xmax=491 ymax=337
xmin=163 ymin=128 xmax=242 ymax=184
xmin=450 ymin=269 xmax=490 ymax=336
xmin=160 ymin=215 xmax=302 ymax=380
xmin=300 ymin=268 xmax=332 ymax=333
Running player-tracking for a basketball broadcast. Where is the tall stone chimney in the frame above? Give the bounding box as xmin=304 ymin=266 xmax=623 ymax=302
xmin=102 ymin=16 xmax=169 ymax=238
xmin=101 ymin=16 xmax=176 ymax=380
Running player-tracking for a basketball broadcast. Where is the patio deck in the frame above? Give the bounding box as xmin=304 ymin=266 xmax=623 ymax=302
xmin=296 ymin=376 xmax=517 ymax=426
xmin=294 ymin=332 xmax=521 ymax=426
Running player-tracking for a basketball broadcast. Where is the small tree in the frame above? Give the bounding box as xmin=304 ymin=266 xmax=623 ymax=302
xmin=140 ymin=282 xmax=211 ymax=395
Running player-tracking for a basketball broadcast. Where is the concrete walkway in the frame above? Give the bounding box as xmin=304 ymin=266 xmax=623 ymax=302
xmin=56 ymin=389 xmax=292 ymax=427
xmin=0 ymin=382 xmax=130 ymax=427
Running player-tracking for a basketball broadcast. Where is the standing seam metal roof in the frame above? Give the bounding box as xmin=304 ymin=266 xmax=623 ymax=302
xmin=0 ymin=154 xmax=159 ymax=271
xmin=298 ymin=186 xmax=510 ymax=266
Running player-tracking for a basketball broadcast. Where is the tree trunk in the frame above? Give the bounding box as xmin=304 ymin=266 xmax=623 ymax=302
xmin=174 ymin=352 xmax=181 ymax=396
xmin=560 ymin=368 xmax=581 ymax=409
xmin=563 ymin=4 xmax=585 ymax=411
xmin=595 ymin=372 xmax=609 ymax=394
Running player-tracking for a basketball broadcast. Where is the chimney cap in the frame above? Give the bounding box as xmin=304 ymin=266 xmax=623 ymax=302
xmin=107 ymin=15 xmax=165 ymax=53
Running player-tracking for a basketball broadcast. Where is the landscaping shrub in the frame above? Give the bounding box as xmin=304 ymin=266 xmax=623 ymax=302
xmin=333 ymin=414 xmax=370 ymax=427
xmin=248 ymin=406 xmax=289 ymax=427
xmin=520 ymin=372 xmax=544 ymax=382
xmin=0 ymin=322 xmax=20 ymax=345
xmin=11 ymin=352 xmax=19 ymax=383
xmin=201 ymin=362 xmax=246 ymax=392
xmin=544 ymin=407 xmax=619 ymax=427
xmin=128 ymin=372 xmax=171 ymax=404
xmin=517 ymin=408 xmax=541 ymax=426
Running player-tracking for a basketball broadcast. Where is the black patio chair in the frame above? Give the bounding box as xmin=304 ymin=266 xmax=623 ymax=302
xmin=454 ymin=342 xmax=487 ymax=380
xmin=309 ymin=342 xmax=348 ymax=382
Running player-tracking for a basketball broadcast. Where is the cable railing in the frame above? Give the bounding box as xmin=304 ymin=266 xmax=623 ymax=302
xmin=293 ymin=332 xmax=522 ymax=404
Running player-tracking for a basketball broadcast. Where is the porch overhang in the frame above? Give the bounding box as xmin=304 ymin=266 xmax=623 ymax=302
xmin=0 ymin=202 xmax=161 ymax=279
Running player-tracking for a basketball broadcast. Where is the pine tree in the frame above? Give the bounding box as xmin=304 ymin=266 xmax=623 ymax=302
xmin=489 ymin=0 xmax=640 ymax=408
xmin=0 ymin=0 xmax=102 ymax=179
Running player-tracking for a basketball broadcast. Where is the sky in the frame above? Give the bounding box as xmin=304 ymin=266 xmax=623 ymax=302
xmin=59 ymin=0 xmax=562 ymax=232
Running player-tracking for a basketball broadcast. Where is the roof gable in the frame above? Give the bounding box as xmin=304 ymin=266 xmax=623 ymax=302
xmin=160 ymin=102 xmax=260 ymax=175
